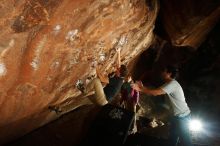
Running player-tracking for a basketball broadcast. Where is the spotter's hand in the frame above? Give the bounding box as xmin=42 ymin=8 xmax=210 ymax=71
xmin=136 ymin=81 xmax=143 ymax=87
xmin=131 ymin=81 xmax=143 ymax=91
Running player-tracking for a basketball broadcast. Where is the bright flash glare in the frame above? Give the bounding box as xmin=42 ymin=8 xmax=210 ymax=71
xmin=189 ymin=119 xmax=203 ymax=132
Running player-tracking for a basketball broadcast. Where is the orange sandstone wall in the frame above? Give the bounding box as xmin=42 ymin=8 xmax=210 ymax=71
xmin=0 ymin=0 xmax=158 ymax=144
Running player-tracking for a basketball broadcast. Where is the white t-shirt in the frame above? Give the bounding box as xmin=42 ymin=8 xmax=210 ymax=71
xmin=161 ymin=79 xmax=190 ymax=117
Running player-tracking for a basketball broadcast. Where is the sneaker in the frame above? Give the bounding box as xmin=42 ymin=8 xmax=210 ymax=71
xmin=149 ymin=118 xmax=158 ymax=128
xmin=48 ymin=106 xmax=62 ymax=114
xmin=76 ymin=79 xmax=85 ymax=93
xmin=157 ymin=120 xmax=164 ymax=126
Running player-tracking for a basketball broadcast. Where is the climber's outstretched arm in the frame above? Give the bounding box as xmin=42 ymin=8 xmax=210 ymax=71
xmin=116 ymin=47 xmax=121 ymax=69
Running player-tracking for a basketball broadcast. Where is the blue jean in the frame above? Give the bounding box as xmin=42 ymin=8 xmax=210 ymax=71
xmin=169 ymin=114 xmax=193 ymax=146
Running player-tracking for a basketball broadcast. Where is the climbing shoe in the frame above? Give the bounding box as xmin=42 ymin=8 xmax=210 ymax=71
xmin=48 ymin=106 xmax=62 ymax=114
xmin=76 ymin=79 xmax=85 ymax=93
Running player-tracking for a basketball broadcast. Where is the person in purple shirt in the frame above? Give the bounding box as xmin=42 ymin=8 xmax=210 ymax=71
xmin=120 ymin=74 xmax=139 ymax=133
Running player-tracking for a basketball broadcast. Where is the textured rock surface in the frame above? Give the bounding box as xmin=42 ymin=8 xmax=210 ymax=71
xmin=160 ymin=0 xmax=220 ymax=48
xmin=1 ymin=0 xmax=220 ymax=144
xmin=0 ymin=0 xmax=158 ymax=144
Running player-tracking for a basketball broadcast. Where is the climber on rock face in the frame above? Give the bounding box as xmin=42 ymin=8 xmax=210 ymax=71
xmin=48 ymin=47 xmax=128 ymax=113
xmin=76 ymin=47 xmax=128 ymax=106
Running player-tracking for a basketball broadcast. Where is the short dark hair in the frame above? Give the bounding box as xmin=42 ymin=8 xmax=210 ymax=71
xmin=120 ymin=65 xmax=128 ymax=77
xmin=166 ymin=65 xmax=179 ymax=79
